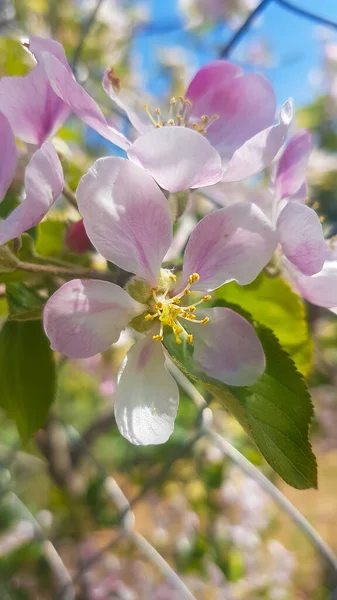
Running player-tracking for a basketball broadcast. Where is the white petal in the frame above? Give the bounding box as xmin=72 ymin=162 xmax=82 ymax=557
xmin=115 ymin=336 xmax=179 ymax=445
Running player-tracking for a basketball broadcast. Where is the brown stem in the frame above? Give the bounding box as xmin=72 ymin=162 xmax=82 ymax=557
xmin=17 ymin=260 xmax=118 ymax=283
xmin=62 ymin=184 xmax=78 ymax=210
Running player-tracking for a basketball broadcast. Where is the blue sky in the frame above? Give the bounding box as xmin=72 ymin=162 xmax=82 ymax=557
xmin=134 ymin=0 xmax=337 ymax=109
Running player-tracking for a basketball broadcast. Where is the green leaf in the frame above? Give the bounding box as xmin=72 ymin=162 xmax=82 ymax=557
xmin=36 ymin=221 xmax=65 ymax=257
xmin=6 ymin=282 xmax=44 ymax=321
xmin=214 ymin=273 xmax=312 ymax=375
xmin=0 ymin=39 xmax=34 ymax=77
xmin=0 ymin=320 xmax=56 ymax=443
xmin=163 ymin=313 xmax=317 ymax=490
xmin=0 ymin=246 xmax=19 ymax=272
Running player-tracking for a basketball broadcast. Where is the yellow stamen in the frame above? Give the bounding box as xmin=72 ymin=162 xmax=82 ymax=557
xmin=153 ymin=334 xmax=163 ymax=341
xmin=200 ymin=317 xmax=209 ymax=325
xmin=144 ymin=313 xmax=155 ymax=321
xmin=187 ymin=334 xmax=194 ymax=345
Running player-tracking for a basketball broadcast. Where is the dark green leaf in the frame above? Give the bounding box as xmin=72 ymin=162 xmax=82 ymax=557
xmin=6 ymin=282 xmax=44 ymax=321
xmin=0 ymin=320 xmax=56 ymax=443
xmin=164 ymin=311 xmax=317 ymax=489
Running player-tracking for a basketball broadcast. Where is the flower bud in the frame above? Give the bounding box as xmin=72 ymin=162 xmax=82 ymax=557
xmin=65 ymin=220 xmax=92 ymax=253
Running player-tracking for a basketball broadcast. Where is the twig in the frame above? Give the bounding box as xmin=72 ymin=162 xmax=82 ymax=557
xmin=71 ymin=0 xmax=106 ymax=71
xmin=219 ymin=0 xmax=273 ymax=58
xmin=208 ymin=430 xmax=337 ymax=580
xmin=8 ymin=494 xmax=74 ymax=600
xmin=169 ymin=365 xmax=337 ymax=582
xmin=16 ymin=260 xmax=118 ymax=283
xmin=61 ymin=420 xmax=205 ymax=598
xmin=103 ymin=476 xmax=197 ymax=600
xmin=62 ymin=184 xmax=78 ymax=210
xmin=70 ymin=411 xmax=116 ymax=466
xmin=276 ymin=0 xmax=337 ymax=30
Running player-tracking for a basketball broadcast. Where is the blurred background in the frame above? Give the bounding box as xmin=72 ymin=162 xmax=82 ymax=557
xmin=1 ymin=0 xmax=337 ymax=598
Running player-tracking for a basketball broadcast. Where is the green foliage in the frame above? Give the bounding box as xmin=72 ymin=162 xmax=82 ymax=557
xmin=164 ymin=307 xmax=317 ymax=490
xmin=215 ymin=273 xmax=312 ymax=375
xmin=0 ymin=39 xmax=33 ymax=76
xmin=0 ymin=246 xmax=19 ymax=273
xmin=6 ymin=282 xmax=44 ymax=321
xmin=36 ymin=220 xmax=65 ymax=257
xmin=0 ymin=320 xmax=56 ymax=443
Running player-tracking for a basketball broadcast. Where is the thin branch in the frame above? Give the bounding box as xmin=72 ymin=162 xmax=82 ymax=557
xmin=9 ymin=494 xmax=74 ymax=600
xmin=71 ymin=0 xmax=106 ymax=71
xmin=17 ymin=260 xmax=118 ymax=283
xmin=208 ymin=430 xmax=337 ymax=580
xmin=169 ymin=366 xmax=337 ymax=581
xmin=219 ymin=0 xmax=273 ymax=58
xmin=70 ymin=411 xmax=116 ymax=466
xmin=103 ymin=476 xmax=197 ymax=600
xmin=276 ymin=0 xmax=337 ymax=30
xmin=62 ymin=184 xmax=78 ymax=210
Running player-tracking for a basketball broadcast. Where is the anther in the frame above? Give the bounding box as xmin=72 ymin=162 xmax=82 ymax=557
xmin=170 ymin=97 xmax=177 ymax=105
xmin=155 ymin=302 xmax=163 ymax=310
xmin=153 ymin=334 xmax=164 ymax=342
xmin=144 ymin=314 xmax=154 ymax=321
xmin=200 ymin=317 xmax=209 ymax=325
xmin=188 ymin=306 xmax=196 ymax=312
xmin=188 ymin=273 xmax=200 ymax=284
xmin=169 ymin=274 xmax=177 ymax=282
xmin=187 ymin=334 xmax=194 ymax=345
xmin=202 ymin=295 xmax=211 ymax=302
xmin=167 ymin=119 xmax=175 ymax=126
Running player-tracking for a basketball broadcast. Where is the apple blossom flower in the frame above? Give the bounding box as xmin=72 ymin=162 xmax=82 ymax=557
xmin=43 ymin=158 xmax=277 ymax=445
xmin=0 ymin=36 xmax=129 ymax=151
xmin=216 ymin=130 xmax=328 ymax=276
xmin=31 ymin=36 xmax=293 ymax=193
xmin=0 ymin=37 xmax=71 ymax=146
xmin=0 ymin=112 xmax=63 ymax=245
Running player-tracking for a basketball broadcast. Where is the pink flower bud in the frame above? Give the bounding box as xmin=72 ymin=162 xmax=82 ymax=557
xmin=66 ymin=220 xmax=92 ymax=253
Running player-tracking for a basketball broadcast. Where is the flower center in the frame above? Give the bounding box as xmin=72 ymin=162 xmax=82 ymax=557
xmin=144 ymin=272 xmax=211 ymax=345
xmin=143 ymin=97 xmax=219 ymax=134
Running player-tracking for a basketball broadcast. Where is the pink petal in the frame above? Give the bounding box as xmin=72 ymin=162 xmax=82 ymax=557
xmin=221 ymin=99 xmax=293 ymax=182
xmin=0 ymin=112 xmax=17 ymax=203
xmin=293 ymin=260 xmax=337 ymax=308
xmin=41 ymin=52 xmax=130 ymax=150
xmin=0 ymin=63 xmax=71 ymax=145
xmin=0 ymin=142 xmax=63 ymax=245
xmin=76 ymin=157 xmax=172 ymax=285
xmin=190 ymin=307 xmax=265 ymax=386
xmin=186 ymin=61 xmax=242 ymax=105
xmin=180 ymin=202 xmax=277 ymax=292
xmin=43 ymin=279 xmax=143 ymax=358
xmin=114 ymin=336 xmax=179 ymax=445
xmin=189 ymin=73 xmax=276 ymax=161
xmin=29 ymin=36 xmax=72 ymax=70
xmin=277 ymin=201 xmax=328 ymax=276
xmin=127 ymin=127 xmax=223 ymax=193
xmin=275 ymin=130 xmax=312 ymax=200
xmin=102 ymin=69 xmax=150 ymax=134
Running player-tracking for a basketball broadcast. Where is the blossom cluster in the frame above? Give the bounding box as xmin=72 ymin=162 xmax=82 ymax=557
xmin=0 ymin=36 xmax=335 ymax=446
